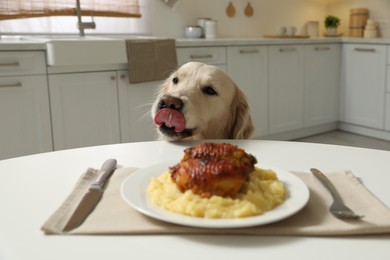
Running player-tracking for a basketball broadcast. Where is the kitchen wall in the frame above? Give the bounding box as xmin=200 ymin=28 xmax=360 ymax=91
xmin=147 ymin=0 xmax=390 ymax=38
xmin=149 ymin=0 xmax=328 ymax=38
xmin=2 ymin=0 xmax=389 ymax=38
xmin=327 ymin=0 xmax=390 ymax=38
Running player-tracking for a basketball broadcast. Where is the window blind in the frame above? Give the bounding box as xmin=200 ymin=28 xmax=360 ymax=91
xmin=0 ymin=0 xmax=141 ymax=20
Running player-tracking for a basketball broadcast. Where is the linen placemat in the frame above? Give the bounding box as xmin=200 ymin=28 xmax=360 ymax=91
xmin=42 ymin=167 xmax=390 ymax=236
xmin=126 ymin=38 xmax=177 ymax=83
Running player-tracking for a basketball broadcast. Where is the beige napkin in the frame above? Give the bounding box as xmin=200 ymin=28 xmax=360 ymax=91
xmin=125 ymin=38 xmax=177 ymax=83
xmin=42 ymin=167 xmax=390 ymax=236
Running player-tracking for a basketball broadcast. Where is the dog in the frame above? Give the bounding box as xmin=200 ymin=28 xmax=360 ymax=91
xmin=151 ymin=62 xmax=254 ymax=141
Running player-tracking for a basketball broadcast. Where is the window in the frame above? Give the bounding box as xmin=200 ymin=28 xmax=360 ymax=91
xmin=0 ymin=0 xmax=150 ymax=35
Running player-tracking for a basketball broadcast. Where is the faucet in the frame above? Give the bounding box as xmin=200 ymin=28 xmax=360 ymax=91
xmin=76 ymin=0 xmax=96 ymax=37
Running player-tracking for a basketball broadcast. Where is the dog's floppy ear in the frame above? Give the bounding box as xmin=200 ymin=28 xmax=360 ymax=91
xmin=227 ymin=86 xmax=254 ymax=139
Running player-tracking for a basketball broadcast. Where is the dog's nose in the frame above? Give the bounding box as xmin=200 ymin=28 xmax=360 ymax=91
xmin=158 ymin=95 xmax=183 ymax=110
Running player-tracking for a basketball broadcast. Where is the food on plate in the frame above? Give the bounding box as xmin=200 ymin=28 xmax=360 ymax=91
xmin=147 ymin=142 xmax=286 ymax=219
xmin=170 ymin=142 xmax=257 ymax=198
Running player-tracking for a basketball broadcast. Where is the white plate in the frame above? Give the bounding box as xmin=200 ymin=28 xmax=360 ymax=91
xmin=121 ymin=161 xmax=310 ymax=228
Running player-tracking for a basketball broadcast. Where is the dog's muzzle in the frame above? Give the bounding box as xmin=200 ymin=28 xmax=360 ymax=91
xmin=154 ymin=95 xmax=188 ymax=136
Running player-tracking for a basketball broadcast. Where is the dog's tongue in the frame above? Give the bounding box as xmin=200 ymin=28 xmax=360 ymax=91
xmin=154 ymin=108 xmax=186 ymax=133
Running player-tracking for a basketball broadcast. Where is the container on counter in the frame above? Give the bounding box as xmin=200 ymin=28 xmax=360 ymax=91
xmin=306 ymin=21 xmax=319 ymax=37
xmin=197 ymin=17 xmax=211 ymax=38
xmin=185 ymin=25 xmax=202 ymax=38
xmin=349 ymin=8 xmax=369 ymax=37
xmin=364 ymin=19 xmax=378 ymax=38
xmin=205 ymin=20 xmax=218 ymax=39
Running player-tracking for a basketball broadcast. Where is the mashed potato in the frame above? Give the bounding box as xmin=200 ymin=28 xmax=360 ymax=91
xmin=147 ymin=168 xmax=286 ymax=219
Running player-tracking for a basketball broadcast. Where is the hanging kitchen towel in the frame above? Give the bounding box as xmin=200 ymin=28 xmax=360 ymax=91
xmin=126 ymin=38 xmax=178 ymax=83
xmin=42 ymin=167 xmax=390 ymax=236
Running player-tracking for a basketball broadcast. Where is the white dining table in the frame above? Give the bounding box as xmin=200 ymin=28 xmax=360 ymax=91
xmin=0 ymin=139 xmax=389 ymax=260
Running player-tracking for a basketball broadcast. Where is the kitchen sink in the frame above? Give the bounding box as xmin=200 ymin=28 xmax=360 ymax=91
xmin=19 ymin=35 xmax=163 ymax=67
xmin=23 ymin=36 xmax=128 ymax=67
xmin=46 ymin=37 xmax=127 ymax=66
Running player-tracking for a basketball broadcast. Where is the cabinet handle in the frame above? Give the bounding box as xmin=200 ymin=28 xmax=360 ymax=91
xmin=0 ymin=82 xmax=22 ymax=88
xmin=189 ymin=54 xmax=213 ymax=59
xmin=279 ymin=47 xmax=296 ymax=52
xmin=0 ymin=62 xmax=20 ymax=68
xmin=315 ymin=46 xmax=330 ymax=51
xmin=110 ymin=75 xmax=116 ymax=80
xmin=354 ymin=48 xmax=376 ymax=52
xmin=239 ymin=49 xmax=260 ymax=54
xmin=120 ymin=74 xmax=126 ymax=80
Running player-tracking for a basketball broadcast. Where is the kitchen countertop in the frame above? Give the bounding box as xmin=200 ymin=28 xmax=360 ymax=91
xmin=175 ymin=37 xmax=340 ymax=47
xmin=175 ymin=36 xmax=390 ymax=47
xmin=1 ymin=36 xmax=390 ymax=51
xmin=0 ymin=37 xmax=47 ymax=50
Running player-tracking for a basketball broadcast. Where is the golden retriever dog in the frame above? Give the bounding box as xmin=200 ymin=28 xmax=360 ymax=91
xmin=151 ymin=62 xmax=254 ymax=141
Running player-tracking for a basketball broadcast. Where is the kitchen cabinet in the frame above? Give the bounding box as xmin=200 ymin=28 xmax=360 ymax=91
xmin=304 ymin=44 xmax=341 ymax=127
xmin=385 ymin=94 xmax=390 ymax=131
xmin=0 ymin=51 xmax=52 ymax=160
xmin=4 ymin=39 xmax=390 ymax=159
xmin=269 ymin=45 xmax=304 ymax=134
xmin=385 ymin=48 xmax=390 ymax=132
xmin=176 ymin=47 xmax=227 ymax=71
xmin=48 ymin=71 xmax=121 ymax=150
xmin=227 ymin=46 xmax=268 ymax=137
xmin=118 ymin=71 xmax=160 ymax=142
xmin=0 ymin=51 xmax=46 ymax=77
xmin=341 ymin=44 xmax=387 ymax=129
xmin=0 ymin=76 xmax=52 ymax=159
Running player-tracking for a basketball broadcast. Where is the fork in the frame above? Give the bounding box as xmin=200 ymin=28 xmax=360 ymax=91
xmin=310 ymin=168 xmax=364 ymax=220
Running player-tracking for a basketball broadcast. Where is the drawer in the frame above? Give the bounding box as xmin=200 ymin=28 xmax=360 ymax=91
xmin=0 ymin=51 xmax=46 ymax=76
xmin=177 ymin=47 xmax=226 ymax=66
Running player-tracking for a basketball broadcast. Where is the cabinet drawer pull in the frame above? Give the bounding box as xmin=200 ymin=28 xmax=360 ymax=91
xmin=0 ymin=82 xmax=22 ymax=88
xmin=189 ymin=54 xmax=213 ymax=59
xmin=315 ymin=47 xmax=330 ymax=51
xmin=239 ymin=49 xmax=260 ymax=54
xmin=354 ymin=48 xmax=376 ymax=52
xmin=279 ymin=47 xmax=296 ymax=52
xmin=0 ymin=62 xmax=20 ymax=68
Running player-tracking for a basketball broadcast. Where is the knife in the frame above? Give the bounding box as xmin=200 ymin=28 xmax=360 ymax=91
xmin=63 ymin=158 xmax=117 ymax=232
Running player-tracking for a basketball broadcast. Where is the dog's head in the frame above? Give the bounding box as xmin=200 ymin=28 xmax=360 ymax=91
xmin=151 ymin=62 xmax=254 ymax=141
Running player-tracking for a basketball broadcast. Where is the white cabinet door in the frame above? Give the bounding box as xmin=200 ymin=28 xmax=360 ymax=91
xmin=227 ymin=46 xmax=268 ymax=137
xmin=342 ymin=44 xmax=387 ymax=129
xmin=118 ymin=71 xmax=160 ymax=142
xmin=304 ymin=44 xmax=341 ymax=127
xmin=0 ymin=76 xmax=52 ymax=159
xmin=385 ymin=94 xmax=390 ymax=131
xmin=269 ymin=45 xmax=304 ymax=134
xmin=49 ymin=72 xmax=120 ymax=150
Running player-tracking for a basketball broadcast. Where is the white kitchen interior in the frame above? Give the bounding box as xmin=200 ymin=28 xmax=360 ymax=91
xmin=1 ymin=0 xmax=390 ymax=160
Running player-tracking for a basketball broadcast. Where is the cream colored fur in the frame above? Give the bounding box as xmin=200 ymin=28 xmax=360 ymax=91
xmin=151 ymin=62 xmax=254 ymax=140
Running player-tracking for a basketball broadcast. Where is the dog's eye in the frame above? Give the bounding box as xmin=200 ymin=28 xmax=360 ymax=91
xmin=202 ymin=86 xmax=218 ymax=96
xmin=172 ymin=77 xmax=179 ymax=84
